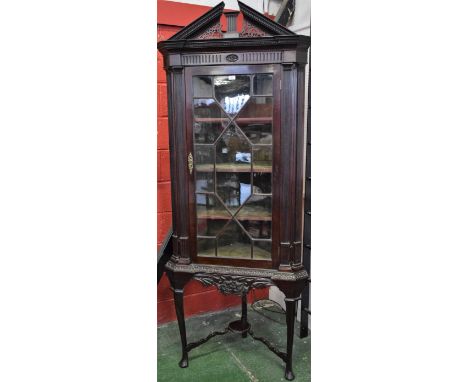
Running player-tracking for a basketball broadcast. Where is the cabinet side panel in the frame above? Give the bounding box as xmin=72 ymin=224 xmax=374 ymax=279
xmin=166 ymin=70 xmax=179 ymax=256
xmin=167 ymin=67 xmax=191 ymax=263
xmin=293 ymin=64 xmax=306 ymax=266
xmin=184 ymin=67 xmax=198 ymax=261
xmin=271 ymin=64 xmax=282 ymax=268
xmin=278 ymin=63 xmax=298 ymax=269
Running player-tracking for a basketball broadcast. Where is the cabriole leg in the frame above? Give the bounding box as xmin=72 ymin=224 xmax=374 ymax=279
xmin=166 ymin=270 xmax=192 ymax=368
xmin=274 ymin=278 xmax=307 ymax=381
xmin=173 ymin=289 xmax=188 ymax=368
xmin=284 ymin=298 xmax=298 ymax=380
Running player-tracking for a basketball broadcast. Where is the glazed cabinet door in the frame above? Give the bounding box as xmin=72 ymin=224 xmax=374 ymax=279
xmin=185 ymin=64 xmax=281 ymax=268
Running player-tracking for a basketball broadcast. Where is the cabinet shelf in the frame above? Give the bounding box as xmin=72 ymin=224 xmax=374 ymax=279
xmin=198 ymin=204 xmax=271 ymax=221
xmin=198 ymin=242 xmax=271 ymax=260
xmin=195 ymin=117 xmax=272 ymax=124
xmin=196 ymin=163 xmax=272 ymax=173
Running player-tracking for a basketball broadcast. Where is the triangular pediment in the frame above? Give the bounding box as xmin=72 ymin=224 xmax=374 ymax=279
xmin=168 ymin=1 xmax=296 ymax=41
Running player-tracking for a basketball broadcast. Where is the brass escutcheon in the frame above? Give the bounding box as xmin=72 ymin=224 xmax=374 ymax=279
xmin=188 ymin=152 xmax=193 ymax=174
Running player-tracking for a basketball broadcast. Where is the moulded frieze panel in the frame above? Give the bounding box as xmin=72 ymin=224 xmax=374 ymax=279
xmin=181 ymin=51 xmax=283 ymax=66
xmin=241 ymin=51 xmax=283 ymax=63
xmin=183 ymin=54 xmax=223 ymax=65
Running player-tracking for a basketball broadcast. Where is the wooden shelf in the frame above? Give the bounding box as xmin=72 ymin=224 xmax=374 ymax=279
xmin=198 ymin=242 xmax=271 ymax=260
xmin=198 ymin=206 xmax=271 ymax=221
xmin=196 ymin=163 xmax=272 ymax=173
xmin=194 ymin=117 xmax=272 ymax=124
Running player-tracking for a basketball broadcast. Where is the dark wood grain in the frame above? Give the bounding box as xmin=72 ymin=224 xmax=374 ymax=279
xmin=158 ymin=4 xmax=310 ymax=379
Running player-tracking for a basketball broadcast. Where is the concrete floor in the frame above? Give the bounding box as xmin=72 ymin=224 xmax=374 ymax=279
xmin=157 ymin=304 xmax=311 ymax=382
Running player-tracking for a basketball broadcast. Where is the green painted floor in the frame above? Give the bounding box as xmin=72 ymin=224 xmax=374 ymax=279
xmin=157 ymin=304 xmax=311 ymax=382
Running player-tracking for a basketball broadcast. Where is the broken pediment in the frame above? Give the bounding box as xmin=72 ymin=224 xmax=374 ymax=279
xmin=167 ymin=1 xmax=296 ymax=41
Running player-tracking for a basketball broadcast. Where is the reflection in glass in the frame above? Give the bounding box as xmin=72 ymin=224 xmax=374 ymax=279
xmin=214 ymin=75 xmax=250 ymax=115
xmin=194 ymin=98 xmax=228 ymax=120
xmin=237 ymin=97 xmax=273 ymax=119
xmin=195 ymin=145 xmax=214 ymax=172
xmin=194 ymin=121 xmax=228 ymax=144
xmin=216 ymin=172 xmax=251 ymax=213
xmin=195 ymin=171 xmax=214 ymax=193
xmin=237 ymin=122 xmax=272 ymax=144
xmin=193 ymin=76 xmax=213 ymax=98
xmin=252 ymin=172 xmax=271 ymax=194
xmin=253 ymin=74 xmax=273 ymax=95
xmin=216 ymin=124 xmax=251 ymax=172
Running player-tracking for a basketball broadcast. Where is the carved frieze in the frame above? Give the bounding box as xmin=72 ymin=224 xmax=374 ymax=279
xmin=165 ymin=260 xmax=309 ymax=283
xmin=193 ymin=273 xmax=274 ymax=295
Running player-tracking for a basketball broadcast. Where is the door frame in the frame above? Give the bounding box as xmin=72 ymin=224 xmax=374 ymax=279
xmin=184 ymin=64 xmax=282 ymax=269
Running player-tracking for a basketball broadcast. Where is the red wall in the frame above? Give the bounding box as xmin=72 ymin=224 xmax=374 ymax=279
xmin=157 ymin=23 xmax=179 ymax=250
xmin=157 ymin=1 xmax=268 ymax=325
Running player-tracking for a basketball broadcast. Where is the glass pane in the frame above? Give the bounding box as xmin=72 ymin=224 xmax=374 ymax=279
xmin=195 ymin=171 xmax=214 ymax=193
xmin=215 ymin=124 xmax=252 ymax=173
xmin=236 ymin=122 xmax=272 ymax=144
xmin=217 ymin=220 xmax=251 ymax=259
xmin=198 ymin=237 xmax=216 ymax=258
xmin=198 ymin=218 xmax=229 ymax=237
xmin=240 ymin=220 xmax=271 ymax=239
xmin=253 ymin=74 xmax=273 ymax=95
xmin=252 ymin=172 xmax=271 ymax=194
xmin=194 ymin=120 xmax=228 ymax=144
xmin=214 ymin=75 xmax=250 ymax=116
xmin=252 ymin=240 xmax=271 ymax=259
xmin=194 ymin=98 xmax=228 ymax=121
xmin=236 ymin=195 xmax=271 ymax=221
xmin=194 ymin=145 xmax=214 ymax=172
xmin=236 ymin=96 xmax=273 ymax=119
xmin=193 ymin=76 xmax=212 ymax=98
xmin=236 ymin=97 xmax=273 ymax=144
xmin=253 ymin=146 xmax=272 ymax=172
xmin=192 ymin=72 xmax=274 ymax=262
xmin=216 ymin=172 xmax=251 ymax=213
xmin=196 ymin=194 xmax=230 ymax=236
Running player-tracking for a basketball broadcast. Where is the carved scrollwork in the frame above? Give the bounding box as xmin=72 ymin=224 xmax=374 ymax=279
xmin=193 ymin=273 xmax=274 ymax=295
xmin=239 ymin=19 xmax=270 ymax=38
xmin=193 ymin=22 xmax=223 ymax=40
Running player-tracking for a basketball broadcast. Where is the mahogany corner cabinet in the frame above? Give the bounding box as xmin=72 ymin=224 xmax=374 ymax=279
xmin=158 ymin=2 xmax=310 ymax=380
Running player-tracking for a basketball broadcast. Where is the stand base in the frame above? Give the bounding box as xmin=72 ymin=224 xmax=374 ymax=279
xmin=228 ymin=319 xmax=251 ymax=334
xmin=166 ymin=262 xmax=309 ymax=382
